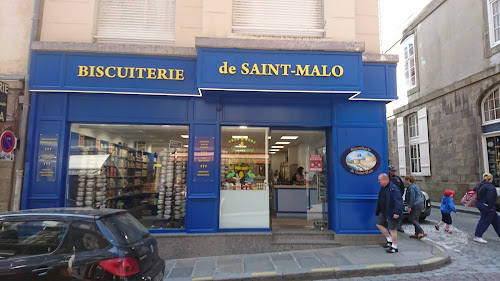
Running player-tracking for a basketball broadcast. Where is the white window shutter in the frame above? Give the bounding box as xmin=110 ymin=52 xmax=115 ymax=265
xmin=95 ymin=0 xmax=176 ymax=45
xmin=417 ymin=108 xmax=431 ymax=176
xmin=396 ymin=117 xmax=407 ymax=176
xmin=232 ymin=0 xmax=324 ymax=37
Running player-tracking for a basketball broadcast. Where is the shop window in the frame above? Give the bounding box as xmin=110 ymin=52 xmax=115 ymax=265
xmin=95 ymin=0 xmax=176 ymax=45
xmin=396 ymin=108 xmax=430 ymax=176
xmin=482 ymin=88 xmax=500 ymax=124
xmin=488 ymin=0 xmax=500 ymax=47
xmin=66 ymin=124 xmax=189 ymax=229
xmin=485 ymin=136 xmax=500 ymax=186
xmin=402 ymin=35 xmax=417 ymax=90
xmin=220 ymin=127 xmax=270 ymax=229
xmin=232 ymin=0 xmax=325 ymax=37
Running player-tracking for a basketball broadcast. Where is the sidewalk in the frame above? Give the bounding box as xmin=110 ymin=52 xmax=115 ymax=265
xmin=163 ymin=234 xmax=450 ymax=281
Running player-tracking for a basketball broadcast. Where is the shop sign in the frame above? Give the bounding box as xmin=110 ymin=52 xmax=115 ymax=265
xmin=0 ymin=81 xmax=8 ymax=122
xmin=29 ymin=51 xmax=199 ymax=97
xmin=36 ymin=134 xmax=59 ymax=182
xmin=340 ymin=146 xmax=380 ymax=176
xmin=309 ymin=154 xmax=323 ymax=172
xmin=193 ymin=137 xmax=214 ymax=182
xmin=197 ymin=48 xmax=362 ymax=93
xmin=169 ymin=140 xmax=183 ymax=149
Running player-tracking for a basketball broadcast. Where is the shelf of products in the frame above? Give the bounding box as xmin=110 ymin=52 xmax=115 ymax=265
xmin=155 ymin=148 xmax=188 ymax=222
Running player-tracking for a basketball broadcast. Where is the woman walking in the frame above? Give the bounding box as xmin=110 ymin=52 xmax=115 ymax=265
xmin=472 ymin=173 xmax=500 ymax=243
xmin=405 ymin=175 xmax=427 ymax=239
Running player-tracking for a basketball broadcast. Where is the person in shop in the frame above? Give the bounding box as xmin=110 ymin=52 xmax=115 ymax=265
xmin=375 ymin=173 xmax=403 ymax=253
xmin=388 ymin=165 xmax=406 ymax=233
xmin=292 ymin=167 xmax=307 ymax=185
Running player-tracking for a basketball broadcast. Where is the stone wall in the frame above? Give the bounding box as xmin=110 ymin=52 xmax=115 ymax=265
xmin=388 ymin=73 xmax=500 ymax=204
xmin=0 ymin=80 xmax=24 ymax=212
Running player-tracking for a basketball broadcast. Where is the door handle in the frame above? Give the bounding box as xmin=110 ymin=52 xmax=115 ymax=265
xmin=32 ymin=266 xmax=53 ymax=276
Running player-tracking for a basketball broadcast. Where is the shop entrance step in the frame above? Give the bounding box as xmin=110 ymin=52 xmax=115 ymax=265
xmin=270 ymin=229 xmax=339 ymax=250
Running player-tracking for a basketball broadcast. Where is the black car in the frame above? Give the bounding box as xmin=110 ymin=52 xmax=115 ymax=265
xmin=0 ymin=208 xmax=164 ymax=281
xmin=402 ymin=191 xmax=431 ymax=220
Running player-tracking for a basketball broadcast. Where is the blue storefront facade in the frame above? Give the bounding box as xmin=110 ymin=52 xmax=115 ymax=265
xmin=22 ymin=46 xmax=397 ymax=235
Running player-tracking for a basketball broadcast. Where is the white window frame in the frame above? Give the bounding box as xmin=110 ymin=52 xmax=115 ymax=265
xmin=396 ymin=108 xmax=431 ymax=176
xmin=409 ymin=143 xmax=421 ymax=174
xmin=482 ymin=87 xmax=500 ymax=125
xmin=232 ymin=0 xmax=325 ymax=38
xmin=94 ymin=0 xmax=176 ymax=45
xmin=408 ymin=113 xmax=420 ymax=174
xmin=402 ymin=35 xmax=417 ymax=90
xmin=487 ymin=0 xmax=500 ymax=48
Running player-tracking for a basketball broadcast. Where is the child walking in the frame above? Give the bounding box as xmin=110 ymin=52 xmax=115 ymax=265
xmin=435 ymin=190 xmax=458 ymax=233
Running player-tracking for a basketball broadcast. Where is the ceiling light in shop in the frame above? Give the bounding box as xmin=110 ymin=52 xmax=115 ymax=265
xmin=268 ymin=136 xmax=271 ymax=139
xmin=269 ymin=152 xmax=276 ymax=154
xmin=269 ymin=149 xmax=280 ymax=152
xmin=271 ymin=146 xmax=284 ymax=149
xmin=275 ymin=142 xmax=290 ymax=145
xmin=239 ymin=126 xmax=248 ymax=129
xmin=183 ymin=145 xmax=189 ymax=148
xmin=181 ymin=135 xmax=189 ymax=139
xmin=232 ymin=136 xmax=248 ymax=139
xmin=281 ymin=136 xmax=299 ymax=140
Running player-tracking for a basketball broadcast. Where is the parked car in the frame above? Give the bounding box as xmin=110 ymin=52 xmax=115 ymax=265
xmin=402 ymin=191 xmax=431 ymax=221
xmin=0 ymin=208 xmax=164 ymax=281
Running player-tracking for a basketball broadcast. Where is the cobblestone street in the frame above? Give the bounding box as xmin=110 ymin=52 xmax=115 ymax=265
xmin=335 ymin=209 xmax=500 ymax=281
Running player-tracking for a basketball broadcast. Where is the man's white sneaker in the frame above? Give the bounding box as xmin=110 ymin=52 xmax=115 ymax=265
xmin=473 ymin=236 xmax=488 ymax=243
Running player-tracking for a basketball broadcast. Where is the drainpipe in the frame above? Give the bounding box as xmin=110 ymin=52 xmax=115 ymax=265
xmin=12 ymin=0 xmax=41 ymax=211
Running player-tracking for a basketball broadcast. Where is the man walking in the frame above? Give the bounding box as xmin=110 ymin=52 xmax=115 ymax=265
xmin=388 ymin=165 xmax=405 ymax=233
xmin=376 ymin=173 xmax=403 ymax=253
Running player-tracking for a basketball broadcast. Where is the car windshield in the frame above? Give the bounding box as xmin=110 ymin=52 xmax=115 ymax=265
xmin=98 ymin=212 xmax=149 ymax=246
xmin=0 ymin=220 xmax=68 ymax=258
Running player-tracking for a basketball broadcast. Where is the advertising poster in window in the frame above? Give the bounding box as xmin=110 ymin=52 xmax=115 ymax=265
xmin=309 ymin=154 xmax=323 ymax=172
xmin=36 ymin=134 xmax=59 ymax=182
xmin=194 ymin=137 xmax=214 ymax=182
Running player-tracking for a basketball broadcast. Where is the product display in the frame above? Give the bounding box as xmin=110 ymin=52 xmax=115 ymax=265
xmin=156 ymin=146 xmax=187 ymax=223
xmin=74 ymin=147 xmax=108 ymax=208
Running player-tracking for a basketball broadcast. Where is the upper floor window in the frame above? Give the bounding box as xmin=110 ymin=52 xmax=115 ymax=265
xmin=488 ymin=0 xmax=500 ymax=47
xmin=408 ymin=113 xmax=419 ymax=139
xmin=396 ymin=108 xmax=430 ymax=176
xmin=482 ymin=87 xmax=500 ymax=124
xmin=95 ymin=0 xmax=176 ymax=45
xmin=402 ymin=35 xmax=417 ymax=90
xmin=232 ymin=0 xmax=325 ymax=38
xmin=407 ymin=113 xmax=420 ymax=173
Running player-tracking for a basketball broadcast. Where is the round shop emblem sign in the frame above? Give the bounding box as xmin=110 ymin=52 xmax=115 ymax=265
xmin=341 ymin=146 xmax=380 ymax=176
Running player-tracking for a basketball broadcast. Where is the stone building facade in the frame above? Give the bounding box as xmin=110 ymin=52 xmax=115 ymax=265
xmin=0 ymin=0 xmax=33 ymax=212
xmin=384 ymin=0 xmax=500 ymax=202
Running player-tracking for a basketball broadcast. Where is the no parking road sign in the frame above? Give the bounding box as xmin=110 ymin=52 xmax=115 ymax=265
xmin=1 ymin=131 xmax=16 ymax=153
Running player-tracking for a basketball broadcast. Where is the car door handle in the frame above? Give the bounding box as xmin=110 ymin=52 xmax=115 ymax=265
xmin=32 ymin=266 xmax=53 ymax=276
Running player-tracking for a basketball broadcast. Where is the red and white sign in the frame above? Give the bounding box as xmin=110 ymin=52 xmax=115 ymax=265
xmin=1 ymin=131 xmax=16 ymax=153
xmin=309 ymin=154 xmax=323 ymax=172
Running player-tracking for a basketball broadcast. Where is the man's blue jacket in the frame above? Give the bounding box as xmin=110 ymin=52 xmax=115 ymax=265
xmin=375 ymin=181 xmax=403 ymax=220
